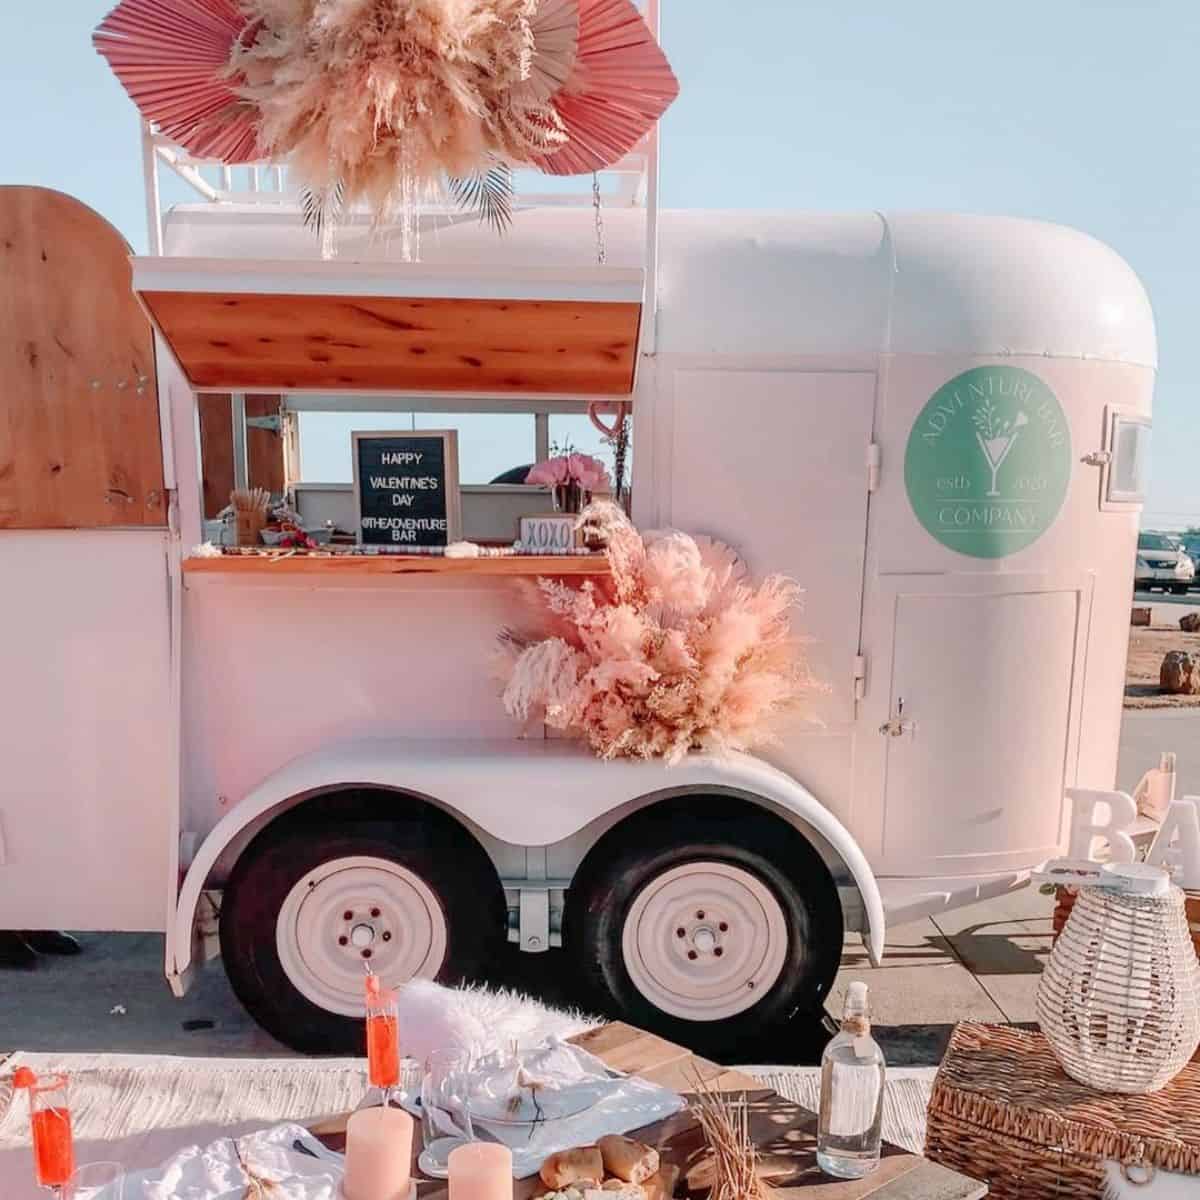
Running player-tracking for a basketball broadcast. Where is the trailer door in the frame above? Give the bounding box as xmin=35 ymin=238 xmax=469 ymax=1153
xmin=867 ymin=571 xmax=1092 ymax=876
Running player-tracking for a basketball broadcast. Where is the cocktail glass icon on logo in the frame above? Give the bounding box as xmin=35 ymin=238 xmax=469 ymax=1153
xmin=973 ymin=400 xmax=1030 ymax=497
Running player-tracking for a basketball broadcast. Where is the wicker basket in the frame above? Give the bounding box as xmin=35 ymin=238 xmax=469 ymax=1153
xmin=925 ymin=1023 xmax=1200 ymax=1200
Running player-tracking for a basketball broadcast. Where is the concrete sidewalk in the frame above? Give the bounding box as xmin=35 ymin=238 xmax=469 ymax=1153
xmin=831 ymin=883 xmax=1053 ymax=1065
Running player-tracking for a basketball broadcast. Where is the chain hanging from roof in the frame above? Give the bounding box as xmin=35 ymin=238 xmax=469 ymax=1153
xmin=592 ymin=172 xmax=606 ymax=266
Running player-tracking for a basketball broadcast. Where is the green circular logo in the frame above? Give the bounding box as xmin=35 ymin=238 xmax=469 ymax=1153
xmin=904 ymin=366 xmax=1072 ymax=558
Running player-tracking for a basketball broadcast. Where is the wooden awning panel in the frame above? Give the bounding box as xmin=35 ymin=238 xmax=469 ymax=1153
xmin=140 ymin=287 xmax=642 ymax=395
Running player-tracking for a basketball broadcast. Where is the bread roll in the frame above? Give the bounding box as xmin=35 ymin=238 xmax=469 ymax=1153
xmin=540 ymin=1146 xmax=604 ymax=1190
xmin=597 ymin=1135 xmax=660 ymax=1184
xmin=601 ymin=1182 xmax=646 ymax=1197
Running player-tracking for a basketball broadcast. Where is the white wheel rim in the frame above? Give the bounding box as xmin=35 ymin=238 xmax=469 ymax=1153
xmin=276 ymin=855 xmax=448 ymax=1016
xmin=621 ymin=861 xmax=789 ymax=1021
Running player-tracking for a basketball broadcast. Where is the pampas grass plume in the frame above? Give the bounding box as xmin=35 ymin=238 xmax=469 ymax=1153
xmin=497 ymin=502 xmax=820 ymax=761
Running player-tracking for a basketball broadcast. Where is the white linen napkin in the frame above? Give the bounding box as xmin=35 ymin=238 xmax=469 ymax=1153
xmin=116 ymin=1122 xmax=343 ymax=1199
xmin=406 ymin=1037 xmax=686 ymax=1180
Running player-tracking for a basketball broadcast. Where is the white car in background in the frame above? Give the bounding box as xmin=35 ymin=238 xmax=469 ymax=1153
xmin=1135 ymin=532 xmax=1195 ymax=594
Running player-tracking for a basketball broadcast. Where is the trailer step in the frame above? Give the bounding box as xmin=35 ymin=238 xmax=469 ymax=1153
xmin=876 ymin=872 xmax=1033 ymax=927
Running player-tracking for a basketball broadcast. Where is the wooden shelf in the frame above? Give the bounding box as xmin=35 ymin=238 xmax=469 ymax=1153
xmin=183 ymin=553 xmax=610 ymax=578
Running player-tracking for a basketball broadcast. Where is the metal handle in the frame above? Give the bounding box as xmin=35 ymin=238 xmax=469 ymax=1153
xmin=878 ymin=697 xmax=915 ymax=738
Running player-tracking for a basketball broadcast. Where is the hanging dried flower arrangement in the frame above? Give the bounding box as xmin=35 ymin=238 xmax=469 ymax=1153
xmin=495 ymin=503 xmax=822 ymax=762
xmin=93 ymin=0 xmax=678 ymax=247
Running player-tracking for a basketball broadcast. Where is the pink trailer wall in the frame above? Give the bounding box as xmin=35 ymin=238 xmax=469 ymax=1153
xmin=0 ymin=531 xmax=172 ymax=929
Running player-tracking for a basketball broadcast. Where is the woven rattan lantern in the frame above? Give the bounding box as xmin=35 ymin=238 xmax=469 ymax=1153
xmin=1037 ymin=866 xmax=1200 ymax=1094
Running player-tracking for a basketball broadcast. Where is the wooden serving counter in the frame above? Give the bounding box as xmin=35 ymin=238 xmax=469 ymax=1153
xmin=182 ymin=552 xmax=611 ymax=578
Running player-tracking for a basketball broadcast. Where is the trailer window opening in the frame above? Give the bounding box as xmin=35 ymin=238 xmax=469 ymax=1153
xmin=196 ymin=395 xmax=631 ymax=548
xmin=1107 ymin=414 xmax=1151 ymax=505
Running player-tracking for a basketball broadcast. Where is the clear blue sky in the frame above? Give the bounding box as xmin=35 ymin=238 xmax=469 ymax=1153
xmin=3 ymin=2 xmax=1197 ymax=526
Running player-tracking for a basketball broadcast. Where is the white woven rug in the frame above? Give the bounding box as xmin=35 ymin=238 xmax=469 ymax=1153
xmin=0 ymin=1052 xmax=935 ymax=1197
xmin=0 ymin=981 xmax=936 ymax=1197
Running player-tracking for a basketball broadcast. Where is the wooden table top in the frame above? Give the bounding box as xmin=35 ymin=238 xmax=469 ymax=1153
xmin=311 ymin=1021 xmax=986 ymax=1200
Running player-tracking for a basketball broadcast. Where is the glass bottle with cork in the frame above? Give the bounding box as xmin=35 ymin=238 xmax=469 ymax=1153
xmin=816 ymin=981 xmax=886 ymax=1179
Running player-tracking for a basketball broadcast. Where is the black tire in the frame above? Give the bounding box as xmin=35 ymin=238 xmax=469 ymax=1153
xmin=565 ymin=804 xmax=843 ymax=1057
xmin=220 ymin=801 xmax=506 ymax=1053
xmin=1171 ymin=584 xmax=1190 ymax=595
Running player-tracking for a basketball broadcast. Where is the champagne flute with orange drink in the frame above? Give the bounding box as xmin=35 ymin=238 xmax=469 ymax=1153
xmin=365 ymin=968 xmax=401 ymax=1107
xmin=13 ymin=1068 xmax=76 ymax=1196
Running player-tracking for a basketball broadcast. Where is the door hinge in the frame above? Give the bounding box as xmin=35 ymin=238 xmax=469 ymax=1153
xmin=853 ymin=654 xmax=867 ymax=700
xmin=866 ymin=442 xmax=881 ymax=492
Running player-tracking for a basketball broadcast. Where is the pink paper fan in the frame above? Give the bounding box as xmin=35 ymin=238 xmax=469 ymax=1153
xmin=94 ymin=0 xmax=262 ymax=162
xmin=534 ymin=0 xmax=679 ymax=176
xmin=513 ymin=0 xmax=580 ymax=106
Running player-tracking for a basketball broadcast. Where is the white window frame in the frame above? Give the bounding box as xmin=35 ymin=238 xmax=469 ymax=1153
xmin=1099 ymin=404 xmax=1152 ymax=511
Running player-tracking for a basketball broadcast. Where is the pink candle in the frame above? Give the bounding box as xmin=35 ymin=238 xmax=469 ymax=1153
xmin=448 ymin=1143 xmax=513 ymax=1200
xmin=343 ymin=1107 xmax=414 ymax=1200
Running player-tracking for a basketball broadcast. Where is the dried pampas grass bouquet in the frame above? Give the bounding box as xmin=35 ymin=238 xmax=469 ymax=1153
xmin=496 ymin=502 xmax=820 ymax=762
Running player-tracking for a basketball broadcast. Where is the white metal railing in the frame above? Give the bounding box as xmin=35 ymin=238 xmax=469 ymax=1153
xmin=142 ymin=124 xmax=650 ymax=253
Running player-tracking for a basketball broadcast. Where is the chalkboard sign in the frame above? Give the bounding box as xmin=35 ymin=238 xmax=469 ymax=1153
xmin=352 ymin=430 xmax=461 ymax=547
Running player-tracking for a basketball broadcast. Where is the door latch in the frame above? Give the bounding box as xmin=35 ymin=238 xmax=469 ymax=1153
xmin=1080 ymin=450 xmax=1112 ymax=467
xmin=879 ymin=697 xmax=916 ymax=738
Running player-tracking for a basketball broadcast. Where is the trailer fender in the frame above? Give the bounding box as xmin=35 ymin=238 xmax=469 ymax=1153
xmin=170 ymin=738 xmax=885 ymax=981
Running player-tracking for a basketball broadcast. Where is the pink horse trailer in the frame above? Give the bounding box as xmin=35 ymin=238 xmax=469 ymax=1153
xmin=0 ymin=121 xmax=1155 ymax=1052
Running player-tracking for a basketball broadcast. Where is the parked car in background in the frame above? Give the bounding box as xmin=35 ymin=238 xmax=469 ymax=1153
xmin=1135 ymin=531 xmax=1195 ymax=593
xmin=1183 ymin=537 xmax=1200 ymax=587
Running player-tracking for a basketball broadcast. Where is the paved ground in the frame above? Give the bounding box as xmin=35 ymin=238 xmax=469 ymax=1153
xmin=2 ymin=706 xmax=1196 ymax=1068
xmin=1127 ymin=591 xmax=1200 ymax=708
xmin=1134 ymin=588 xmax=1200 ymax=612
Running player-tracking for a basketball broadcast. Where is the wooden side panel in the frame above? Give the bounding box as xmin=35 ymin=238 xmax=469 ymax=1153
xmin=140 ymin=291 xmax=641 ymax=395
xmin=0 ymin=187 xmax=165 ymax=528
xmin=198 ymin=393 xmax=233 ymax=520
xmin=198 ymin=392 xmax=283 ymax=518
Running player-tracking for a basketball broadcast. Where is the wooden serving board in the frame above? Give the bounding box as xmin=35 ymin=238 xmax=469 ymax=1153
xmin=310 ymin=1021 xmax=986 ymax=1200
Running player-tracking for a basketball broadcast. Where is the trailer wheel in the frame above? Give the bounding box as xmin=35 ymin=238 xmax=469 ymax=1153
xmin=566 ymin=811 xmax=842 ymax=1054
xmin=220 ymin=811 xmax=504 ymax=1053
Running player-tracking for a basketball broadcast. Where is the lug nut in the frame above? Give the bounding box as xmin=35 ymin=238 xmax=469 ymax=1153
xmin=714 ymin=947 xmax=724 ymax=958
xmin=718 ymin=922 xmax=728 ymax=932
xmin=382 ymin=931 xmax=392 ymax=942
xmin=343 ymin=910 xmax=354 ymax=921
xmin=687 ymin=950 xmax=698 ymax=961
xmin=338 ymin=936 xmax=348 ymax=946
xmin=362 ymin=948 xmax=373 ymax=959
xmin=675 ymin=927 xmax=685 ymax=938
xmin=370 ymin=907 xmax=381 ymax=918
xmin=695 ymin=910 xmax=705 ymax=919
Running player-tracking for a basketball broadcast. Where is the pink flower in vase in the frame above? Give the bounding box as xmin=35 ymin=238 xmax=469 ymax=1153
xmin=526 ymin=457 xmax=570 ymax=487
xmin=567 ymin=453 xmax=611 ymax=493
